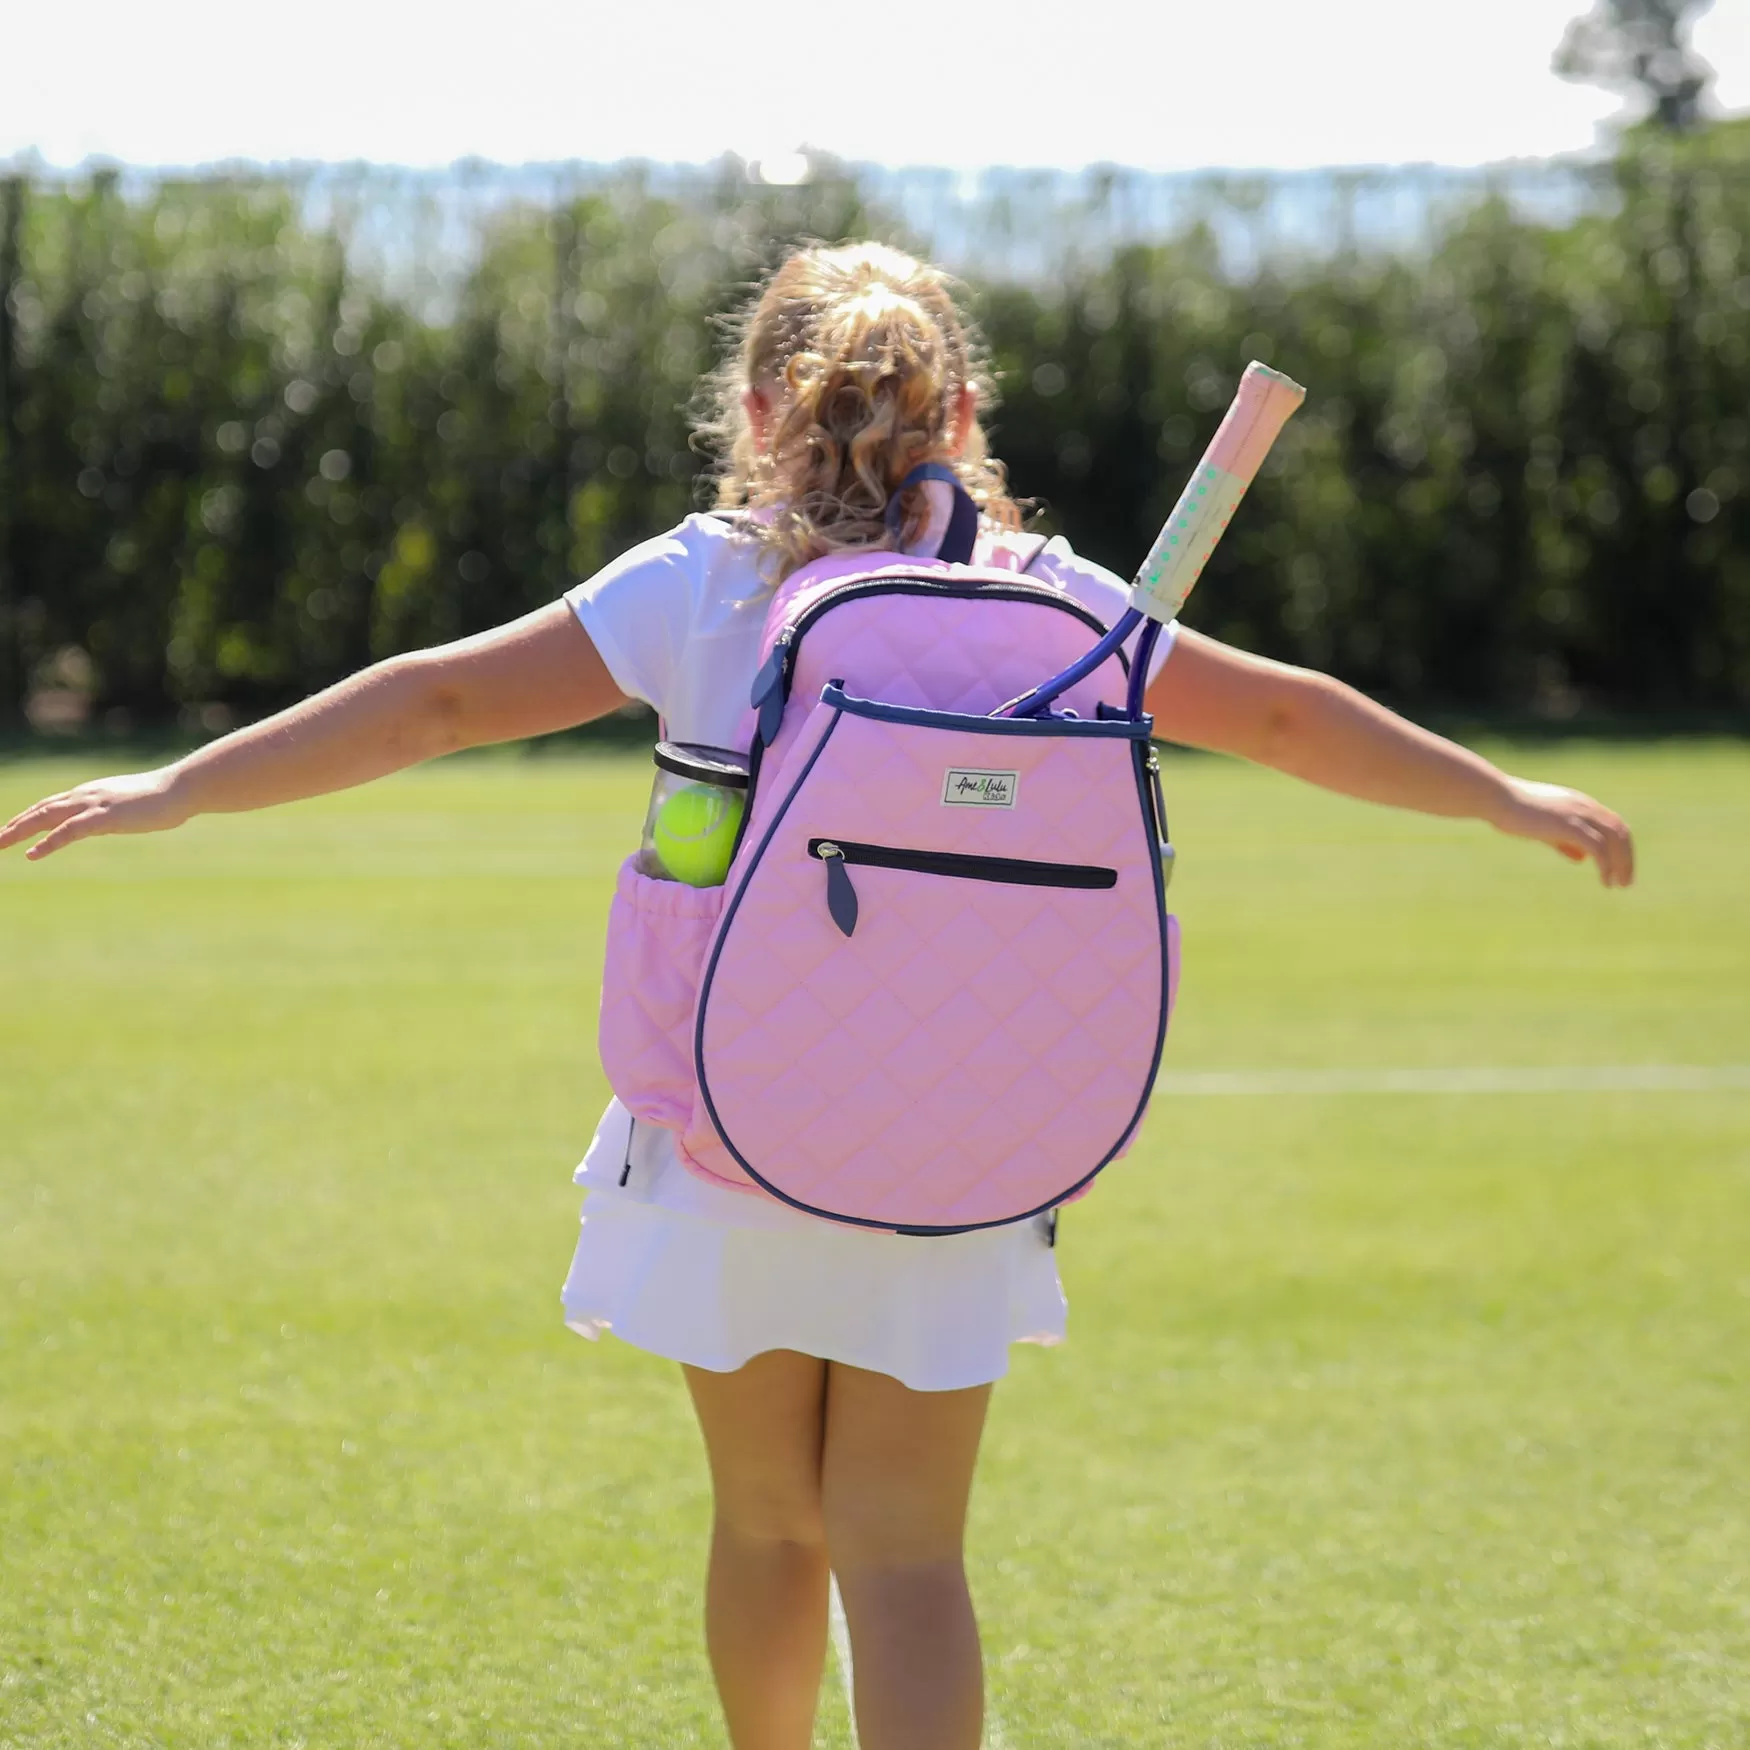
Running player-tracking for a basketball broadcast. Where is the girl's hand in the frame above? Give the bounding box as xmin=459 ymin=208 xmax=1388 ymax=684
xmin=0 ymin=768 xmax=192 ymax=861
xmin=4 ymin=606 xmax=625 ymax=865
xmin=1490 ymin=776 xmax=1635 ymax=888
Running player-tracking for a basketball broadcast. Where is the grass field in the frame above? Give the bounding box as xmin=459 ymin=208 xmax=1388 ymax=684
xmin=2 ymin=741 xmax=1747 ymax=1749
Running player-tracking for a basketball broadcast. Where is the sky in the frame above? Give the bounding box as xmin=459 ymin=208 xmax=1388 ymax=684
xmin=7 ymin=0 xmax=1748 ymax=173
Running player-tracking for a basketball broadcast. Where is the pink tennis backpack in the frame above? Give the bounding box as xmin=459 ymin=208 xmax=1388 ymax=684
xmin=600 ymin=467 xmax=1179 ymax=1233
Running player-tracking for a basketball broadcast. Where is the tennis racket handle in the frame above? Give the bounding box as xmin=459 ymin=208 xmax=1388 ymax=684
xmin=1129 ymin=361 xmax=1306 ymax=624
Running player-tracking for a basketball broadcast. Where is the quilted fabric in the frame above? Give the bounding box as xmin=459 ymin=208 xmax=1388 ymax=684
xmin=682 ymin=702 xmax=1169 ymax=1230
xmin=598 ymin=856 xmax=726 ymax=1132
xmin=595 ymin=549 xmax=1178 ymax=1230
xmin=1054 ymin=910 xmax=1181 ymax=1207
xmin=749 ymin=558 xmax=1131 ymax=806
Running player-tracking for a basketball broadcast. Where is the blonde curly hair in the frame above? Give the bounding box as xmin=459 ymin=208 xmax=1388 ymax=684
xmin=698 ymin=241 xmax=1023 ymax=579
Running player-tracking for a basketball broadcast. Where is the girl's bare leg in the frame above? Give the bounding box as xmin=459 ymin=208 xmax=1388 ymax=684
xmin=682 ymin=1350 xmax=831 ymax=1750
xmin=822 ymin=1363 xmax=993 ymax=1750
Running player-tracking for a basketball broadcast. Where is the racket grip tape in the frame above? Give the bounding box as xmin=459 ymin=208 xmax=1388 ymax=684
xmin=1129 ymin=361 xmax=1306 ymax=624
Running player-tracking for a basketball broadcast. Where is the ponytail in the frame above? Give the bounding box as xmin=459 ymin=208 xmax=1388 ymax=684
xmin=699 ymin=242 xmax=1022 ymax=579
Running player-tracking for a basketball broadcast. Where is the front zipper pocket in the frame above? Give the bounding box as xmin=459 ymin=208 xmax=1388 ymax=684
xmin=689 ymin=689 xmax=1170 ymax=1233
xmin=807 ymin=837 xmax=1118 ymax=937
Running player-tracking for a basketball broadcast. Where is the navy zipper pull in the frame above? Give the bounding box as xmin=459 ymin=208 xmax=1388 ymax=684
xmin=750 ymin=631 xmax=794 ymax=746
xmin=817 ymin=842 xmax=859 ymax=937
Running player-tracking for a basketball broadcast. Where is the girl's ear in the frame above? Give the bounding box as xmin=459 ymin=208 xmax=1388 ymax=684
xmin=743 ymin=386 xmax=773 ymax=454
xmin=949 ymin=383 xmax=977 ymax=455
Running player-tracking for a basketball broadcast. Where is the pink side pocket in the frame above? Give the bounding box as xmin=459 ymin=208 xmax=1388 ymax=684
xmin=598 ymin=855 xmax=726 ymax=1131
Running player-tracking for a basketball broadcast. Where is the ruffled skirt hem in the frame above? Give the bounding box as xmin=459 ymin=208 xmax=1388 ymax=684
xmin=560 ymin=1189 xmax=1067 ymax=1393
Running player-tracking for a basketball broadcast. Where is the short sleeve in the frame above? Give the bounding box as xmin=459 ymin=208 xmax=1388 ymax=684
xmin=562 ymin=524 xmax=706 ymax=716
xmin=1028 ymin=537 xmax=1178 ymax=688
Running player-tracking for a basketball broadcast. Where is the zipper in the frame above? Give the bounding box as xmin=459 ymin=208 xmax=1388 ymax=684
xmin=737 ymin=575 xmax=1137 ymax=868
xmin=1145 ymin=749 xmax=1176 ymax=893
xmin=752 ymin=578 xmax=1128 ymax=748
xmin=690 ymin=700 xmax=1173 ymax=1234
xmin=808 ymin=838 xmax=1117 ymax=888
xmin=808 ymin=837 xmax=1118 ymax=935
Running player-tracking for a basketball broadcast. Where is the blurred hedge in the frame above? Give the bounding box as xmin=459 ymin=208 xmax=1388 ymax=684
xmin=1 ymin=138 xmax=1748 ymax=735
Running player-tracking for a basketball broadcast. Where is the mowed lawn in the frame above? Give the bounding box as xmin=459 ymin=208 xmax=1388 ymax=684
xmin=2 ymin=740 xmax=1747 ymax=1749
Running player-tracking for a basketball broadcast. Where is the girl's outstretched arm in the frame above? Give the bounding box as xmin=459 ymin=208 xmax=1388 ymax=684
xmin=1147 ymin=628 xmax=1635 ymax=887
xmin=0 ymin=603 xmax=625 ymax=861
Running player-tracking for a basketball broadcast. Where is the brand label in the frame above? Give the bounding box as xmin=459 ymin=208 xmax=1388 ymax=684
xmin=942 ymin=769 xmax=1019 ymax=808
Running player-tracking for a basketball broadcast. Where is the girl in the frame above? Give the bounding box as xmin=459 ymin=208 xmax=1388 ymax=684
xmin=0 ymin=241 xmax=1634 ymax=1750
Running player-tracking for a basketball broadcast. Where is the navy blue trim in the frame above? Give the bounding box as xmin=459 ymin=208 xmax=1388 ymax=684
xmin=725 ymin=730 xmax=765 ymax=865
xmin=807 ymin=837 xmax=1116 ymax=890
xmin=1010 ymin=607 xmax=1144 ymax=719
xmin=779 ymin=578 xmax=1127 ymax=711
xmin=883 ymin=739 xmax=1172 ymax=1234
xmin=939 ymin=489 xmax=978 ymax=564
xmin=692 ymin=707 xmax=850 ymax=1200
xmin=885 ymin=462 xmax=978 ymax=564
xmin=1127 ymin=618 xmax=1162 ymax=721
xmin=823 ymin=683 xmax=1153 ymax=741
xmin=728 ymin=579 xmax=1128 ymax=902
xmin=691 ymin=703 xmax=1172 ymax=1236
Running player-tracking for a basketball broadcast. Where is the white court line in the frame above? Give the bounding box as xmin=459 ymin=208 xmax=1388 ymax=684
xmin=827 ymin=1575 xmax=1009 ymax=1750
xmin=822 ymin=1062 xmax=1747 ymax=1742
xmin=1156 ymin=1064 xmax=1750 ymax=1096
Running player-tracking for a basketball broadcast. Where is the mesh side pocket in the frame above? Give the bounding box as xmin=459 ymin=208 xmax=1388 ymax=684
xmin=599 ymin=855 xmax=726 ymax=1131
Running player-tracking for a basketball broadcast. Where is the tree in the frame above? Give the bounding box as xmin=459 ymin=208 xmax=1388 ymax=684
xmin=0 ymin=178 xmax=21 ymax=725
xmin=1555 ymin=0 xmax=1717 ymax=133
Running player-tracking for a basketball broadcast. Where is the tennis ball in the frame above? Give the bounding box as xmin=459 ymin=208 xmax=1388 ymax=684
xmin=652 ymin=784 xmax=744 ymax=887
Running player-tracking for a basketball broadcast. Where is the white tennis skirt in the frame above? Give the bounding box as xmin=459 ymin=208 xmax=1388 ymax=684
xmin=560 ymin=1117 xmax=1068 ymax=1393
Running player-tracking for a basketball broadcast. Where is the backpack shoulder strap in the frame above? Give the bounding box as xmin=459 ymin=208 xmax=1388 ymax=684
xmin=885 ymin=462 xmax=979 ymax=565
xmin=747 ymin=468 xmax=986 ymax=737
